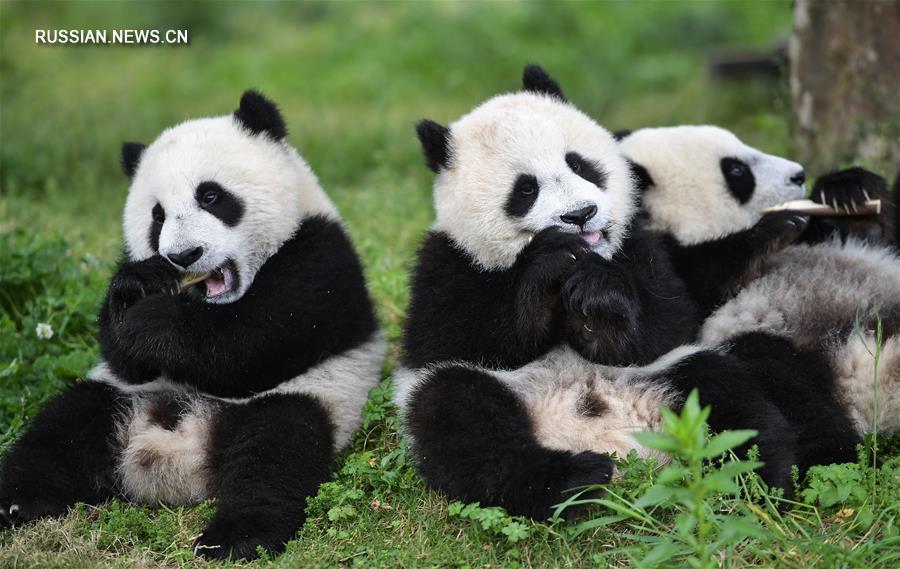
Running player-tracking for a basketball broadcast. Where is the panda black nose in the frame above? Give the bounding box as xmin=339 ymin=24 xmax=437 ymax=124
xmin=560 ymin=205 xmax=598 ymax=227
xmin=167 ymin=246 xmax=204 ymax=269
xmin=790 ymin=170 xmax=806 ymax=186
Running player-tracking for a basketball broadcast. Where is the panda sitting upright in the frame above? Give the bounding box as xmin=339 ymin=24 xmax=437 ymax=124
xmin=0 ymin=91 xmax=385 ymax=560
xmin=618 ymin=125 xmax=900 ymax=438
xmin=393 ymin=66 xmax=841 ymax=518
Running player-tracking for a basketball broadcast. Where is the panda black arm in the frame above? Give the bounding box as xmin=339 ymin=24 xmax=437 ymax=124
xmin=104 ymin=216 xmax=379 ymax=397
xmin=561 ymin=225 xmax=699 ymax=365
xmin=98 ymin=254 xmax=183 ymax=384
xmin=661 ymin=212 xmax=809 ymax=317
xmin=403 ymin=228 xmax=586 ymax=369
xmin=800 ymin=167 xmax=896 ymax=245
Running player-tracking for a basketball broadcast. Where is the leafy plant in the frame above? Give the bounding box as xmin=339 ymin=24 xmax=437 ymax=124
xmin=447 ymin=501 xmax=533 ymax=544
xmin=557 ymin=390 xmax=767 ymax=568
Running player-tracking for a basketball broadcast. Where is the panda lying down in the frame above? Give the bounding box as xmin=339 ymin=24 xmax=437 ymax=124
xmin=393 ymin=65 xmax=865 ymax=520
xmin=0 ymin=91 xmax=385 ymax=560
xmin=619 ymin=125 xmax=900 ymax=437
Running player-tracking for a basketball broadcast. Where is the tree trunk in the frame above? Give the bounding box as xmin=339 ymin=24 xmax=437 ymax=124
xmin=790 ymin=0 xmax=900 ymax=174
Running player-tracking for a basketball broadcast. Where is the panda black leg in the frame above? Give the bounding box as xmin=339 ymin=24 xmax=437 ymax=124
xmin=194 ymin=393 xmax=334 ymax=561
xmin=724 ymin=332 xmax=863 ymax=478
xmin=666 ymin=351 xmax=800 ymax=499
xmin=406 ymin=366 xmax=614 ymax=521
xmin=0 ymin=381 xmax=120 ymax=527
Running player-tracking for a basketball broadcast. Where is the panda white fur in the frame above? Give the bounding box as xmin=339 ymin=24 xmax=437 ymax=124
xmin=620 ymin=126 xmax=807 ymax=246
xmin=0 ymin=91 xmax=385 ymax=560
xmin=393 ymin=67 xmax=853 ymax=519
xmin=618 ymin=125 xmax=900 ymax=437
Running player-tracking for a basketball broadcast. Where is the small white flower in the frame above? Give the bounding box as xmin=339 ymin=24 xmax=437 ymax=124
xmin=35 ymin=322 xmax=54 ymax=340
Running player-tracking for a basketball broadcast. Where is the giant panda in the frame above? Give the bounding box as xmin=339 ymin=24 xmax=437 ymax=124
xmin=0 ymin=91 xmax=385 ymax=560
xmin=618 ymin=125 xmax=898 ymax=315
xmin=617 ymin=125 xmax=900 ymax=437
xmin=393 ymin=66 xmax=854 ymax=519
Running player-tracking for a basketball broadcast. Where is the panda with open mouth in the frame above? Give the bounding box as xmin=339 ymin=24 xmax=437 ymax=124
xmin=0 ymin=91 xmax=385 ymax=560
xmin=392 ymin=66 xmax=852 ymax=519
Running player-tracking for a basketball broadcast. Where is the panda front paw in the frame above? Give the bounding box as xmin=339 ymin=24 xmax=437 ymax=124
xmin=516 ymin=228 xmax=591 ymax=331
xmin=562 ymin=256 xmax=639 ymax=334
xmin=107 ymin=256 xmax=180 ymax=322
xmin=520 ymin=227 xmax=591 ymax=289
xmin=752 ymin=211 xmax=810 ymax=254
xmin=811 ymin=167 xmax=887 ymax=213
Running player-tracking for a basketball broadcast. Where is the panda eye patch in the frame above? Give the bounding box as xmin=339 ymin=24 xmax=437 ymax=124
xmin=505 ymin=174 xmax=540 ymax=218
xmin=151 ymin=203 xmax=165 ymax=224
xmin=720 ymin=157 xmax=755 ymax=204
xmin=515 ymin=174 xmax=539 ymax=196
xmin=149 ymin=204 xmax=165 ymax=252
xmin=565 ymin=152 xmax=607 ymax=189
xmin=194 ymin=181 xmax=245 ymax=227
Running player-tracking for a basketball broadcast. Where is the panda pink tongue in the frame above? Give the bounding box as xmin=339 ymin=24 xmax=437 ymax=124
xmin=204 ymin=268 xmax=232 ymax=297
xmin=581 ymin=232 xmax=602 ymax=247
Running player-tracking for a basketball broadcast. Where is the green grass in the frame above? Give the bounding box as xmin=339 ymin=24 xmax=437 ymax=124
xmin=1 ymin=1 xmax=898 ymax=567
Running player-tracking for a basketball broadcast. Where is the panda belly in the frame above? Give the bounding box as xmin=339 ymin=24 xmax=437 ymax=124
xmin=90 ymin=332 xmax=385 ymax=505
xmin=116 ymin=391 xmax=217 ymax=505
xmin=395 ymin=347 xmax=682 ymax=467
xmin=503 ymin=347 xmax=711 ymax=467
xmin=701 ymin=239 xmax=900 ymax=435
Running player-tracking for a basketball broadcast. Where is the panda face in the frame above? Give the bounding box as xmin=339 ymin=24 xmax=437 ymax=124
xmin=425 ymin=92 xmax=636 ymax=270
xmin=619 ymin=126 xmax=806 ymax=245
xmin=122 ymin=92 xmax=337 ymax=304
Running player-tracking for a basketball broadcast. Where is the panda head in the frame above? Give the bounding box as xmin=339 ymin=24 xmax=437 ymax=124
xmin=121 ymin=90 xmax=337 ymax=304
xmin=416 ymin=65 xmax=637 ymax=270
xmin=618 ymin=125 xmax=806 ymax=245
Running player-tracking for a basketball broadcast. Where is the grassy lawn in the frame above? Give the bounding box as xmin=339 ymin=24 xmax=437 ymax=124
xmin=1 ymin=1 xmax=897 ymax=567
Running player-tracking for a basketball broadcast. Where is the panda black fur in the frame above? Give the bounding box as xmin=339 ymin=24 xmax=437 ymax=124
xmin=394 ymin=67 xmax=843 ymax=519
xmin=615 ymin=126 xmax=813 ymax=316
xmin=405 ymin=66 xmax=697 ymax=370
xmin=803 ymin=167 xmax=897 ymax=246
xmin=0 ymin=91 xmax=385 ymax=560
xmin=618 ymin=125 xmax=900 ymax=438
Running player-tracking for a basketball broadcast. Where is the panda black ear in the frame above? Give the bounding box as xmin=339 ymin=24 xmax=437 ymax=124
xmin=628 ymin=160 xmax=654 ymax=192
xmin=613 ymin=130 xmax=633 ymax=141
xmin=234 ymin=89 xmax=287 ymax=140
xmin=416 ymin=119 xmax=452 ymax=173
xmin=121 ymin=142 xmax=146 ymax=180
xmin=522 ymin=64 xmax=566 ymax=101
